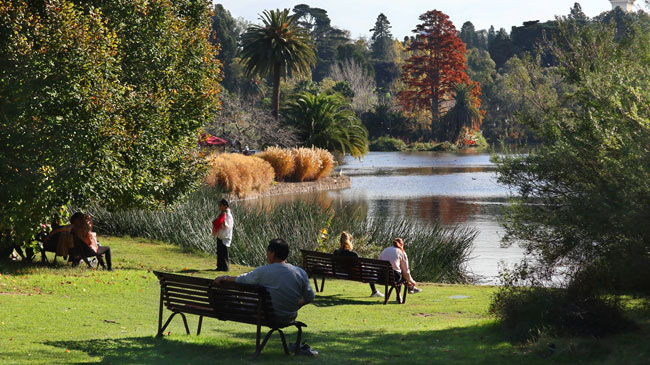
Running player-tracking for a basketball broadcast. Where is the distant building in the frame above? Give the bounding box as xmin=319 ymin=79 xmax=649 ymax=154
xmin=610 ymin=0 xmax=635 ymax=12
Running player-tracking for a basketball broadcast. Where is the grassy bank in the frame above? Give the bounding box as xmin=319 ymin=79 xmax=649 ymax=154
xmin=88 ymin=188 xmax=476 ymax=283
xmin=1 ymin=236 xmax=648 ymax=364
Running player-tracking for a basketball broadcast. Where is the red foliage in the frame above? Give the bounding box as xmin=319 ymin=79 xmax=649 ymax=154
xmin=398 ymin=10 xmax=472 ymax=125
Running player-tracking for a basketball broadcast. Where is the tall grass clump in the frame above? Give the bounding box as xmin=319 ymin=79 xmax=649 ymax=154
xmin=204 ymin=153 xmax=274 ymax=197
xmin=258 ymin=146 xmax=335 ymax=182
xmin=315 ymin=147 xmax=334 ymax=180
xmin=90 ymin=190 xmax=476 ymax=283
xmin=257 ymin=146 xmax=294 ymax=181
xmin=291 ymin=147 xmax=321 ymax=182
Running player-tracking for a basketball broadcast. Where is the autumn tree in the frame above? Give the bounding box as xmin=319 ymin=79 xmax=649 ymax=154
xmin=397 ymin=10 xmax=474 ymax=139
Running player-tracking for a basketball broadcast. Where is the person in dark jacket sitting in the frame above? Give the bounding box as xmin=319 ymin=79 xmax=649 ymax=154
xmin=333 ymin=231 xmax=383 ymax=298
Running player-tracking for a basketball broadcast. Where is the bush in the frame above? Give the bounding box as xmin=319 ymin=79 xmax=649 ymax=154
xmin=409 ymin=142 xmax=437 ymax=151
xmin=204 ymin=153 xmax=274 ymax=197
xmin=369 ymin=136 xmax=407 ymax=151
xmin=89 ymin=188 xmax=476 ymax=283
xmin=257 ymin=146 xmax=294 ymax=181
xmin=490 ymin=285 xmax=635 ymax=342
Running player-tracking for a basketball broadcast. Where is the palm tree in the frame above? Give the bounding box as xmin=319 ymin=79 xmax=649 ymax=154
xmin=443 ymin=83 xmax=482 ymax=142
xmin=240 ymin=9 xmax=316 ymax=121
xmin=284 ymin=92 xmax=369 ymax=158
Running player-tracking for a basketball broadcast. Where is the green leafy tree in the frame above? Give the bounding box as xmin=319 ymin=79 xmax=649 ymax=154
xmin=496 ymin=20 xmax=650 ymax=296
xmin=0 ymin=0 xmax=220 ymax=248
xmin=459 ymin=21 xmax=479 ymax=49
xmin=488 ymin=28 xmax=514 ymax=70
xmin=284 ymin=92 xmax=369 ymax=158
xmin=292 ymin=4 xmax=348 ymax=82
xmin=240 ymin=8 xmax=316 ymax=121
xmin=211 ymin=4 xmax=239 ymax=91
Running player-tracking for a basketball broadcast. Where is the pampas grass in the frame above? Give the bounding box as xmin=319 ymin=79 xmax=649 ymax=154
xmin=257 ymin=146 xmax=295 ymax=181
xmin=292 ymin=147 xmax=321 ymax=182
xmin=205 ymin=153 xmax=274 ymax=197
xmin=258 ymin=147 xmax=335 ymax=182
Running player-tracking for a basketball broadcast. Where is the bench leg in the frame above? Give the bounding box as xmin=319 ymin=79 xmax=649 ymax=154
xmin=158 ymin=312 xmax=179 ymax=336
xmin=312 ymin=277 xmax=319 ymax=292
xmin=278 ymin=329 xmax=289 ymax=355
xmin=294 ymin=325 xmax=303 ymax=356
xmin=197 ymin=316 xmax=203 ymax=336
xmin=256 ymin=324 xmax=261 ymax=351
xmin=384 ymin=286 xmax=393 ymax=305
xmin=180 ymin=313 xmax=190 ymax=335
xmin=401 ymin=284 xmax=408 ymax=304
xmin=320 ymin=277 xmax=325 ymax=292
xmin=157 ymin=291 xmax=164 ymax=337
xmin=254 ymin=328 xmax=276 ymax=357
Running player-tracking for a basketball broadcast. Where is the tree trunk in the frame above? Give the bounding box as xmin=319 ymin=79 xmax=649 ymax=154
xmin=272 ymin=63 xmax=281 ymax=121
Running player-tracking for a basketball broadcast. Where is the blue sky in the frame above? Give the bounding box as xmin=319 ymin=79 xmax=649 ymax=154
xmin=214 ymin=1 xmax=633 ymax=39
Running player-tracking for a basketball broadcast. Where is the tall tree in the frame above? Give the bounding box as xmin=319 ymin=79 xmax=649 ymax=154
xmin=370 ymin=13 xmax=394 ymax=60
xmin=240 ymin=9 xmax=316 ymax=121
xmin=292 ymin=4 xmax=348 ymax=82
xmin=459 ymin=21 xmax=479 ymax=49
xmin=211 ymin=4 xmax=239 ymax=91
xmin=397 ymin=10 xmax=471 ymax=138
xmin=489 ymin=28 xmax=514 ymax=70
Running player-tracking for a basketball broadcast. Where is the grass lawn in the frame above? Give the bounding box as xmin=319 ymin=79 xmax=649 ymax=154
xmin=0 ymin=236 xmax=648 ymax=364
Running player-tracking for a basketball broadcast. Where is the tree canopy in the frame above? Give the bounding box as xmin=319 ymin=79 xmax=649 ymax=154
xmin=0 ymin=0 xmax=221 ymax=243
xmin=397 ymin=10 xmax=476 ymax=139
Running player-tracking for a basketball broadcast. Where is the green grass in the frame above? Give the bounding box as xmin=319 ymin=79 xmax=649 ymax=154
xmin=0 ymin=236 xmax=648 ymax=364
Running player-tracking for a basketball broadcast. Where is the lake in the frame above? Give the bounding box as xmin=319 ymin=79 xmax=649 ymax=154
xmin=246 ymin=151 xmax=525 ymax=284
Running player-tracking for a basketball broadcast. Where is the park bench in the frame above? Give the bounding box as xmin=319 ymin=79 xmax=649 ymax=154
xmin=300 ymin=249 xmax=407 ymax=304
xmin=153 ymin=271 xmax=307 ymax=357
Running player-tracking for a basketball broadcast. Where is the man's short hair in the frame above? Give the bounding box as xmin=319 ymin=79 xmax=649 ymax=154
xmin=267 ymin=238 xmax=289 ymax=261
xmin=219 ymin=198 xmax=229 ymax=208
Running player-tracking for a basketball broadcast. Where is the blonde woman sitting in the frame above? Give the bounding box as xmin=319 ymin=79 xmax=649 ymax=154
xmin=333 ymin=231 xmax=384 ymax=297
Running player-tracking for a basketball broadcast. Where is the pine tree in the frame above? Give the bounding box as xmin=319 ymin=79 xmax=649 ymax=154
xmin=370 ymin=13 xmax=394 ymax=60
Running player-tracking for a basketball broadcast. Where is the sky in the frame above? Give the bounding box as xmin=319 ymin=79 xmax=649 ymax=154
xmin=214 ymin=0 xmax=638 ymax=39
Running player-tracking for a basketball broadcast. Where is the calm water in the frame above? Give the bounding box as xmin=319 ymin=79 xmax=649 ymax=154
xmin=246 ymin=151 xmax=525 ymax=284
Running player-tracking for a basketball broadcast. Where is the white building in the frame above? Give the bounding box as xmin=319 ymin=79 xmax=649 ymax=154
xmin=610 ymin=0 xmax=636 ymax=12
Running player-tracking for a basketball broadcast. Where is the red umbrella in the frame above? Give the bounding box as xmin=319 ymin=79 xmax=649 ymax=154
xmin=199 ymin=134 xmax=227 ymax=146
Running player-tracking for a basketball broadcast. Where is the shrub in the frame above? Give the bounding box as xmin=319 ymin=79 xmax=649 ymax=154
xmin=490 ymin=285 xmax=635 ymax=342
xmin=204 ymin=153 xmax=274 ymax=197
xmin=257 ymin=146 xmax=295 ymax=181
xmin=409 ymin=142 xmax=437 ymax=151
xmin=291 ymin=147 xmax=321 ymax=182
xmin=369 ymin=136 xmax=407 ymax=151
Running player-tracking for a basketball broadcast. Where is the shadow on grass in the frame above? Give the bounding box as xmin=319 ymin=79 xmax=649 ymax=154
xmin=43 ymin=323 xmax=523 ymax=364
xmin=312 ymin=293 xmax=385 ymax=307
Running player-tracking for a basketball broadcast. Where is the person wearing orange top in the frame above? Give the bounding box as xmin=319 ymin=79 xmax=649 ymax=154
xmin=71 ymin=214 xmax=113 ymax=271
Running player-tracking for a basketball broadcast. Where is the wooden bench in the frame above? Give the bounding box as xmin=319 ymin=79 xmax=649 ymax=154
xmin=300 ymin=250 xmax=408 ymax=304
xmin=153 ymin=271 xmax=307 ymax=357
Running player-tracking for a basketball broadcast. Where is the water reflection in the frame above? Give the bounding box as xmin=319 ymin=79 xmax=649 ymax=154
xmin=240 ymin=152 xmax=524 ymax=284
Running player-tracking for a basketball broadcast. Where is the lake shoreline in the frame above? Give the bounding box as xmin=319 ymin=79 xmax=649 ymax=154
xmin=226 ymin=175 xmax=351 ymax=201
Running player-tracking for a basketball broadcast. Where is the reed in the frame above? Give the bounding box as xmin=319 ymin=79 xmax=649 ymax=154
xmin=89 ymin=188 xmax=476 ymax=283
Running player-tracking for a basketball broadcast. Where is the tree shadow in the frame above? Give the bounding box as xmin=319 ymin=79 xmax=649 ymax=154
xmin=42 ymin=323 xmax=533 ymax=364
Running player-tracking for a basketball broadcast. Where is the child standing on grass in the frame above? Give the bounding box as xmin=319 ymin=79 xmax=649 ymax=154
xmin=212 ymin=198 xmax=234 ymax=271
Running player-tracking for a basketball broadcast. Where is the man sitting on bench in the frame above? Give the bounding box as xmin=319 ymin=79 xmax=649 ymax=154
xmin=214 ymin=238 xmax=315 ymax=326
